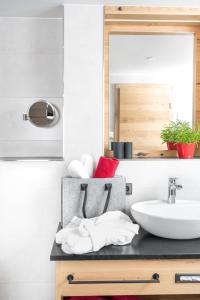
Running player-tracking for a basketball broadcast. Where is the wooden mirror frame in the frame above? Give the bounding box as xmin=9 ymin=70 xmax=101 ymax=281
xmin=104 ymin=6 xmax=200 ymax=158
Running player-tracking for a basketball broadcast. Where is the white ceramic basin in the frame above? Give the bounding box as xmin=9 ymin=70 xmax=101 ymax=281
xmin=131 ymin=200 xmax=200 ymax=239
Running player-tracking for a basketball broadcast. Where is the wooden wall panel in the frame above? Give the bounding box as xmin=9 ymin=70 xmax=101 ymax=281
xmin=196 ymin=39 xmax=200 ymax=126
xmin=104 ymin=29 xmax=110 ymax=153
xmin=196 ymin=40 xmax=200 ymax=84
xmin=105 ymin=6 xmax=200 ymax=22
xmin=116 ymin=84 xmax=171 ymax=152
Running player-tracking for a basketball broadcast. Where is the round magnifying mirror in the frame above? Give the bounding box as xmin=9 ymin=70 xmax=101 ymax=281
xmin=28 ymin=100 xmax=59 ymax=127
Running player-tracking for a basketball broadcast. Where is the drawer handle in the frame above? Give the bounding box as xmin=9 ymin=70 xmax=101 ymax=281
xmin=67 ymin=273 xmax=160 ymax=284
xmin=176 ymin=273 xmax=200 ymax=283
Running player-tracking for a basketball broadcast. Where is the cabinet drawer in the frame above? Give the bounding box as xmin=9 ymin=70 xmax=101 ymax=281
xmin=56 ymin=259 xmax=200 ymax=297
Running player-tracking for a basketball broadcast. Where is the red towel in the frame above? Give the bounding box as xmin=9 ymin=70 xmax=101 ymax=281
xmin=93 ymin=156 xmax=119 ymax=178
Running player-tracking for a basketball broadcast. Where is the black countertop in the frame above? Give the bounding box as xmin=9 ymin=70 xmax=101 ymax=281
xmin=50 ymin=223 xmax=200 ymax=261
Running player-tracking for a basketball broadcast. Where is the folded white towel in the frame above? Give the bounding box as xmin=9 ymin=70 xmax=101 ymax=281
xmin=56 ymin=211 xmax=139 ymax=254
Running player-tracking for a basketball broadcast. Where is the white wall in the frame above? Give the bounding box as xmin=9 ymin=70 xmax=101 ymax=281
xmin=117 ymin=160 xmax=200 ymax=203
xmin=63 ymin=5 xmax=103 ymax=161
xmin=0 ymin=18 xmax=65 ymax=300
xmin=63 ymin=0 xmax=200 ymax=247
xmin=0 ymin=18 xmax=63 ymax=158
xmin=0 ymin=161 xmax=65 ymax=300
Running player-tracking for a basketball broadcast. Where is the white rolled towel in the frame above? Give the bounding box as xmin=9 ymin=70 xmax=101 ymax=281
xmin=67 ymin=154 xmax=94 ymax=178
xmin=80 ymin=154 xmax=94 ymax=178
xmin=67 ymin=160 xmax=90 ymax=178
xmin=56 ymin=211 xmax=139 ymax=254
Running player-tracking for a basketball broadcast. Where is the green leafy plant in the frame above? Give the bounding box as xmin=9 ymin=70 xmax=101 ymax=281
xmin=161 ymin=120 xmax=200 ymax=144
xmin=174 ymin=121 xmax=200 ymax=144
xmin=161 ymin=120 xmax=183 ymax=143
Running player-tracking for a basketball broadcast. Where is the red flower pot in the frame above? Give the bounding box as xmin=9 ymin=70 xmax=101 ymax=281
xmin=176 ymin=143 xmax=196 ymax=159
xmin=167 ymin=142 xmax=177 ymax=150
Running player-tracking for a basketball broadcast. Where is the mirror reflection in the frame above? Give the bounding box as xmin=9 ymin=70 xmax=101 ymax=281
xmin=28 ymin=101 xmax=59 ymax=127
xmin=109 ymin=34 xmax=194 ymax=155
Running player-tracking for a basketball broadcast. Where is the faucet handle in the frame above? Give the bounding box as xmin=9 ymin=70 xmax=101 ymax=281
xmin=176 ymin=184 xmax=183 ymax=190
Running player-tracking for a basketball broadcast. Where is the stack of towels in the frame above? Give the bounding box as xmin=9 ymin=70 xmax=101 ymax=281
xmin=56 ymin=211 xmax=139 ymax=254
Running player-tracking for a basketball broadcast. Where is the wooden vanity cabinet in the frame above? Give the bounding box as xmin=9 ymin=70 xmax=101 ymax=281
xmin=56 ymin=259 xmax=200 ymax=300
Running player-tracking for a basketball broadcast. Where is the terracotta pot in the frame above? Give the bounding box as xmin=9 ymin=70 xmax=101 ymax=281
xmin=167 ymin=142 xmax=177 ymax=150
xmin=176 ymin=143 xmax=196 ymax=159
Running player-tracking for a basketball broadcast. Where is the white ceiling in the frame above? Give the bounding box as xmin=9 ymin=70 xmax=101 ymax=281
xmin=0 ymin=0 xmax=200 ymax=17
xmin=110 ymin=34 xmax=194 ymax=75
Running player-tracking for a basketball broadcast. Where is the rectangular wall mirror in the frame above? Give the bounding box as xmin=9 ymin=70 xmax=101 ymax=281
xmin=109 ymin=33 xmax=194 ymax=155
xmin=104 ymin=6 xmax=200 ymax=159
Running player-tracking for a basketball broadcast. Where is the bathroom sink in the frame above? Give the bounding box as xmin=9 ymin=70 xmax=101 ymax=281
xmin=131 ymin=200 xmax=200 ymax=239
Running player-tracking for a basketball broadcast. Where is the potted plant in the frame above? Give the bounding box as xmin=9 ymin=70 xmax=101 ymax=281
xmin=174 ymin=121 xmax=200 ymax=159
xmin=161 ymin=121 xmax=181 ymax=150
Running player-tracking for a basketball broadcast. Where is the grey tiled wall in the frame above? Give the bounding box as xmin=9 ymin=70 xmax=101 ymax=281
xmin=0 ymin=18 xmax=63 ymax=158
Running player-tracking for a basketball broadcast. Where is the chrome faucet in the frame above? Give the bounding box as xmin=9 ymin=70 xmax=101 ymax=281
xmin=168 ymin=177 xmax=183 ymax=204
